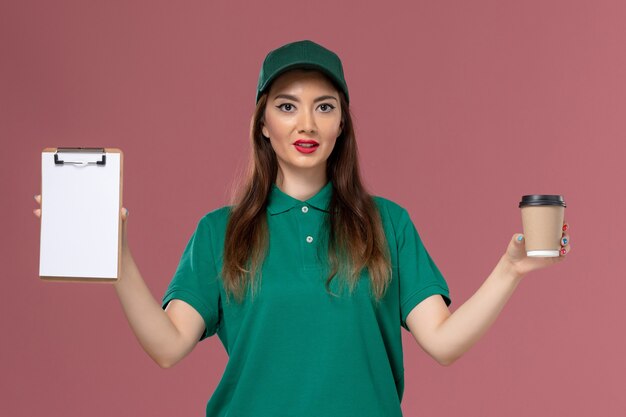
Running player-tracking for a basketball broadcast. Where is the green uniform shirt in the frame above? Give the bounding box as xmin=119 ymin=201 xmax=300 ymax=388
xmin=161 ymin=180 xmax=452 ymax=416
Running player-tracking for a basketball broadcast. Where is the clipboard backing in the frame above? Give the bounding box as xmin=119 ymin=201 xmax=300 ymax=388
xmin=39 ymin=147 xmax=124 ymax=283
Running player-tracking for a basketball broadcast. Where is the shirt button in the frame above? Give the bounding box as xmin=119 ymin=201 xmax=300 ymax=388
xmin=301 ymin=206 xmax=309 ymax=213
xmin=306 ymin=236 xmax=314 ymax=243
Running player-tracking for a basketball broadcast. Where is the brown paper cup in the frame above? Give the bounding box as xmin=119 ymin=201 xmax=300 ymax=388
xmin=519 ymin=195 xmax=566 ymax=257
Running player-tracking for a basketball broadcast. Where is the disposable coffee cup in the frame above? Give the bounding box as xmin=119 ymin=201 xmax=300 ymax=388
xmin=519 ymin=195 xmax=566 ymax=257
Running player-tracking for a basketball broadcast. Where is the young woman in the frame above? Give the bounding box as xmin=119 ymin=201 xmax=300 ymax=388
xmin=34 ymin=40 xmax=571 ymax=416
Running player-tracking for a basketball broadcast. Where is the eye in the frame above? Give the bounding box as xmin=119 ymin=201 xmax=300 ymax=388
xmin=277 ymin=103 xmax=295 ymax=112
xmin=319 ymin=103 xmax=335 ymax=112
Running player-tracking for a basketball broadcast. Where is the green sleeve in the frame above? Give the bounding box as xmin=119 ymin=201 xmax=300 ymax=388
xmin=397 ymin=208 xmax=451 ymax=331
xmin=161 ymin=215 xmax=221 ymax=341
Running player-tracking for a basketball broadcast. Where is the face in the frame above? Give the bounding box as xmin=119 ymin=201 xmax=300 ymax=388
xmin=261 ymin=69 xmax=343 ymax=179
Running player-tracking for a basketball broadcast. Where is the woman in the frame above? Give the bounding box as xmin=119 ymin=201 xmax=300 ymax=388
xmin=34 ymin=40 xmax=571 ymax=416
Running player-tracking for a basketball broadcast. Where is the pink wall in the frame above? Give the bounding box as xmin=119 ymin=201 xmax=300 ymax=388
xmin=3 ymin=0 xmax=624 ymax=416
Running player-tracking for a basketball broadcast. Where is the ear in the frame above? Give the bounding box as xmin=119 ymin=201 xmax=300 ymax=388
xmin=262 ymin=124 xmax=269 ymax=139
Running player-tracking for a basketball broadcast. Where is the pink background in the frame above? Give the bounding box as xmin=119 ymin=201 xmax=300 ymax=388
xmin=2 ymin=0 xmax=624 ymax=416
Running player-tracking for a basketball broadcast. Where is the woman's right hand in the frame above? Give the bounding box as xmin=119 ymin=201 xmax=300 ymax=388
xmin=33 ymin=194 xmax=131 ymax=253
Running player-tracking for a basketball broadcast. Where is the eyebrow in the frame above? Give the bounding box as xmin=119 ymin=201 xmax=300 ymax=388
xmin=273 ymin=94 xmax=338 ymax=103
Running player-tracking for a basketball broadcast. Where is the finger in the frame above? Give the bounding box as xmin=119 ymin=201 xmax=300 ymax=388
xmin=560 ymin=245 xmax=570 ymax=256
xmin=33 ymin=208 xmax=41 ymax=218
xmin=34 ymin=194 xmax=41 ymax=204
xmin=561 ymin=235 xmax=569 ymax=246
xmin=562 ymin=222 xmax=569 ymax=232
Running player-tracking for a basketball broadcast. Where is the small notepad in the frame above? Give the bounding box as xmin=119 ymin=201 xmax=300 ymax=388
xmin=39 ymin=148 xmax=123 ymax=282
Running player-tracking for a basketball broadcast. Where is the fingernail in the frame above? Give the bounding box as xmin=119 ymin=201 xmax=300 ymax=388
xmin=517 ymin=235 xmax=523 ymax=241
xmin=563 ymin=224 xmax=568 ymax=231
xmin=561 ymin=248 xmax=567 ymax=255
xmin=125 ymin=208 xmax=129 ymax=216
xmin=563 ymin=238 xmax=568 ymax=244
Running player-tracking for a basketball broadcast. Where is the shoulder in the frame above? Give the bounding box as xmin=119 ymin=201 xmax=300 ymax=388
xmin=201 ymin=205 xmax=233 ymax=220
xmin=197 ymin=205 xmax=234 ymax=231
xmin=370 ymin=195 xmax=416 ymax=243
xmin=371 ymin=195 xmax=409 ymax=223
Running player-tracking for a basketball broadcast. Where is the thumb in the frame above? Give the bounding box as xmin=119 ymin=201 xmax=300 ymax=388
xmin=505 ymin=233 xmax=526 ymax=263
xmin=121 ymin=207 xmax=129 ymax=239
xmin=121 ymin=207 xmax=129 ymax=222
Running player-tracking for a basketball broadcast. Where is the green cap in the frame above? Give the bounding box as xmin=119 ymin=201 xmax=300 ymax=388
xmin=256 ymin=40 xmax=350 ymax=104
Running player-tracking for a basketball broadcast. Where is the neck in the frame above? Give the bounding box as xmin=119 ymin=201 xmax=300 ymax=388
xmin=275 ymin=169 xmax=328 ymax=201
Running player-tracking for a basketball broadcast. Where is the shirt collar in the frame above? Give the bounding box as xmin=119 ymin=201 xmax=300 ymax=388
xmin=267 ymin=180 xmax=333 ymax=215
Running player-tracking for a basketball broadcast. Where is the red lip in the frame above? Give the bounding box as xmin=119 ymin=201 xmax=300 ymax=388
xmin=293 ymin=139 xmax=319 ymax=145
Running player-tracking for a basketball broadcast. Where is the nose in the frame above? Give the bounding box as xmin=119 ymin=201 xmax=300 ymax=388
xmin=297 ymin=107 xmax=317 ymax=134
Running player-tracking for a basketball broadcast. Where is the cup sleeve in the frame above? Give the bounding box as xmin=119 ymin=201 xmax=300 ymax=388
xmin=161 ymin=215 xmax=221 ymax=341
xmin=397 ymin=208 xmax=452 ymax=331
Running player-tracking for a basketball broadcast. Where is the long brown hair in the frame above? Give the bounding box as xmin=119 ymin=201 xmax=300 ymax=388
xmin=222 ymin=71 xmax=392 ymax=305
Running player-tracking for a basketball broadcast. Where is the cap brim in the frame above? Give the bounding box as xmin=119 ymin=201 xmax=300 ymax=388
xmin=258 ymin=61 xmax=342 ymax=99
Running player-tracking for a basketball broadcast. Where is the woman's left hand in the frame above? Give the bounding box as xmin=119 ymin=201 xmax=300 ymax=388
xmin=503 ymin=222 xmax=571 ymax=278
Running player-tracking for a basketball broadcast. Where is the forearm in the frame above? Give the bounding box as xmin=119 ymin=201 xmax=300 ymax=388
xmin=113 ymin=249 xmax=182 ymax=367
xmin=434 ymin=256 xmax=524 ymax=365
